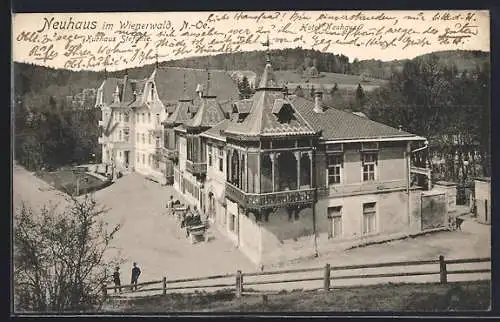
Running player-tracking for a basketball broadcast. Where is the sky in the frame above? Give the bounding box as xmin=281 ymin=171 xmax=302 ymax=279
xmin=12 ymin=10 xmax=490 ymax=71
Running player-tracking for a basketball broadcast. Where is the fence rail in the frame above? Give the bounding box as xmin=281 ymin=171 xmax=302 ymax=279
xmin=102 ymin=256 xmax=490 ymax=298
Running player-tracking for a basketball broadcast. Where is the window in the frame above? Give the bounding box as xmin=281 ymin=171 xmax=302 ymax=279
xmin=156 ymin=113 xmax=160 ymax=125
xmin=155 ymin=138 xmax=160 ymax=149
xmin=328 ymin=154 xmax=343 ymax=185
xmin=362 ymin=153 xmax=377 ymax=181
xmin=141 ymin=113 xmax=145 ymax=123
xmin=142 ymin=133 xmax=145 ymax=144
xmin=148 ymin=154 xmax=151 ymax=166
xmin=218 ymin=147 xmax=224 ymax=172
xmin=123 ymin=128 xmax=130 ymax=142
xmin=118 ymin=130 xmax=122 ymax=141
xmin=137 ymin=154 xmax=140 ymax=163
xmin=148 ymin=113 xmax=151 ymax=123
xmin=363 ymin=202 xmax=376 ymax=234
xmin=142 ymin=154 xmax=145 ymax=164
xmin=229 ymin=213 xmax=236 ymax=232
xmin=148 ymin=134 xmax=152 ymax=145
xmin=136 ymin=133 xmax=139 ymax=143
xmin=208 ymin=144 xmax=213 ymax=166
xmin=124 ymin=112 xmax=130 ymax=122
xmin=327 ymin=206 xmax=342 ymax=238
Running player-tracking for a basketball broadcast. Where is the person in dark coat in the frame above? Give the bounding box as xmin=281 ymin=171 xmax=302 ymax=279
xmin=113 ymin=266 xmax=121 ymax=293
xmin=167 ymin=195 xmax=174 ymax=216
xmin=192 ymin=205 xmax=202 ymax=226
xmin=130 ymin=262 xmax=141 ymax=291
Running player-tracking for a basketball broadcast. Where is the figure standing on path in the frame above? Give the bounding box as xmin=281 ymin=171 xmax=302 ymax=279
xmin=130 ymin=262 xmax=141 ymax=291
xmin=168 ymin=195 xmax=174 ymax=216
xmin=113 ymin=266 xmax=121 ymax=293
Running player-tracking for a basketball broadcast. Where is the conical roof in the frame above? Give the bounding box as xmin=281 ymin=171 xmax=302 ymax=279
xmin=225 ymin=60 xmax=316 ymax=138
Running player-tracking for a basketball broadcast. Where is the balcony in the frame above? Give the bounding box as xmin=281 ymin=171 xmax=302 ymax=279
xmin=150 ymin=124 xmax=163 ymax=137
xmin=225 ymin=183 xmax=316 ymax=210
xmin=186 ymin=160 xmax=207 ymax=176
xmin=111 ymin=140 xmax=133 ymax=149
xmin=162 ymin=147 xmax=179 ymax=161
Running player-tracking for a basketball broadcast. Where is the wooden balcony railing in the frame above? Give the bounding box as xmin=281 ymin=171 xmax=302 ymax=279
xmin=162 ymin=147 xmax=179 ymax=161
xmin=186 ymin=160 xmax=207 ymax=176
xmin=225 ymin=183 xmax=316 ymax=209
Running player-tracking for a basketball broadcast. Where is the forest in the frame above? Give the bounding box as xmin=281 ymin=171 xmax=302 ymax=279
xmin=13 ymin=49 xmax=490 ymax=185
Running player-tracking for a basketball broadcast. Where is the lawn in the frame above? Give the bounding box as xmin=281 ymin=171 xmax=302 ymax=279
xmin=37 ymin=168 xmax=111 ymax=196
xmin=102 ymin=280 xmax=490 ymax=313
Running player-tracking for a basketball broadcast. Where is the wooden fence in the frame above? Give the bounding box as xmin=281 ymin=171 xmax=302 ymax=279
xmin=102 ymin=255 xmax=490 ymax=298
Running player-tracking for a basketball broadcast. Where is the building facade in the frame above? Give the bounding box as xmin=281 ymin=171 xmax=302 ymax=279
xmin=96 ymin=55 xmax=433 ymax=267
xmin=169 ymin=54 xmax=431 ymax=266
xmin=96 ymin=67 xmax=239 ymax=183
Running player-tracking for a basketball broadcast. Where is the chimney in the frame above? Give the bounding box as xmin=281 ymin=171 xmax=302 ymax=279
xmin=282 ymin=86 xmax=288 ymax=99
xmin=313 ymin=90 xmax=323 ymax=113
xmin=196 ymin=84 xmax=204 ymax=98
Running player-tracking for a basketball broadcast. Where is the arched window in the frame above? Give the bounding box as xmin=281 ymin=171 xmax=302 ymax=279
xmin=300 ymin=153 xmax=311 ymax=188
xmin=231 ymin=151 xmax=240 ymax=188
xmin=261 ymin=154 xmax=273 ymax=193
xmin=277 ymin=151 xmax=297 ymax=191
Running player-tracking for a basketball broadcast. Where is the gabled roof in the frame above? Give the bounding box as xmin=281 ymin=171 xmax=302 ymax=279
xmin=100 ymin=78 xmax=123 ymax=106
xmin=288 ymin=95 xmax=420 ymax=141
xmin=185 ymin=96 xmax=227 ymax=129
xmin=200 ymin=119 xmax=232 ymax=141
xmin=165 ymin=99 xmax=195 ymax=126
xmin=225 ymin=62 xmax=316 ymax=138
xmin=151 ymin=67 xmax=240 ymax=105
xmin=233 ymin=99 xmax=253 ymax=114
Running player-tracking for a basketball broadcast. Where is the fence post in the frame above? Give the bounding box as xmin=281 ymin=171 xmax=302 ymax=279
xmin=323 ymin=263 xmax=331 ymax=291
xmin=235 ymin=270 xmax=242 ymax=298
xmin=162 ymin=276 xmax=167 ymax=295
xmin=101 ymin=282 xmax=108 ymax=299
xmin=439 ymin=255 xmax=448 ymax=284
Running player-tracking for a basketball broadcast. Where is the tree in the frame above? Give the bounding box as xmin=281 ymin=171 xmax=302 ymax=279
xmin=14 ymin=195 xmax=121 ymax=312
xmin=237 ymin=76 xmax=253 ymax=99
xmin=294 ymin=85 xmax=304 ymax=97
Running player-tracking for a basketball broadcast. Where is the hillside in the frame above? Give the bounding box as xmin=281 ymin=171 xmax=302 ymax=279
xmin=354 ymin=50 xmax=489 ymax=79
xmin=13 ymin=49 xmax=488 ymax=98
xmin=101 ymin=281 xmax=490 ymax=313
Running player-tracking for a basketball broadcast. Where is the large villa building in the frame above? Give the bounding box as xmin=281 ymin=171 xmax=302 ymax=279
xmin=96 ymin=52 xmax=444 ymax=267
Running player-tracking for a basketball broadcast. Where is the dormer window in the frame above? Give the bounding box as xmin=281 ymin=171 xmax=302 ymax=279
xmin=150 ymin=83 xmax=155 ymax=101
xmin=276 ymin=104 xmax=295 ymax=124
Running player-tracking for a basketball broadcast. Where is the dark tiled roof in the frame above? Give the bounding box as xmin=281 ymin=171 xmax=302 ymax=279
xmin=289 ymin=95 xmax=418 ymax=141
xmin=165 ymin=99 xmax=195 ymax=126
xmin=100 ymin=78 xmax=122 ymax=106
xmin=152 ymin=67 xmax=240 ymax=105
xmin=201 ymin=119 xmax=232 ymax=141
xmin=185 ymin=96 xmax=227 ymax=129
xmin=225 ymin=89 xmax=316 ymax=137
xmin=233 ymin=99 xmax=253 ymax=114
xmin=225 ymin=62 xmax=316 ymax=138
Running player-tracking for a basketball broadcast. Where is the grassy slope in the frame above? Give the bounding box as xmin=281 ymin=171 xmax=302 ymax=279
xmin=102 ymin=280 xmax=490 ymax=313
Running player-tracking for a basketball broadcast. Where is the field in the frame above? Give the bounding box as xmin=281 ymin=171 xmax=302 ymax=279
xmin=102 ymin=280 xmax=490 ymax=312
xmin=36 ymin=168 xmax=110 ymax=196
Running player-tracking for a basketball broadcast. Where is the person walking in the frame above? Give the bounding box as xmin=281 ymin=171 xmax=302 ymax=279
xmin=130 ymin=262 xmax=141 ymax=291
xmin=168 ymin=195 xmax=174 ymax=216
xmin=113 ymin=266 xmax=122 ymax=293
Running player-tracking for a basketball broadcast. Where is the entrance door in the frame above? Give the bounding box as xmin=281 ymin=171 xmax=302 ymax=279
xmin=124 ymin=151 xmax=130 ymax=169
